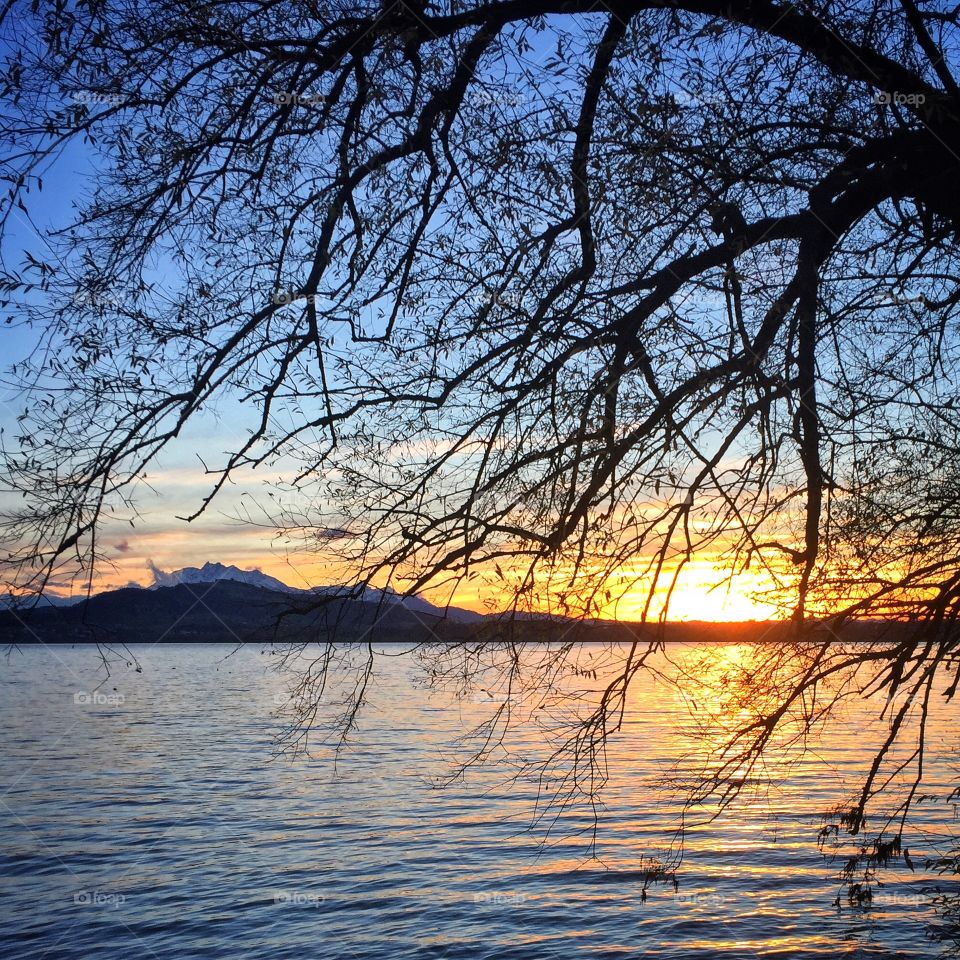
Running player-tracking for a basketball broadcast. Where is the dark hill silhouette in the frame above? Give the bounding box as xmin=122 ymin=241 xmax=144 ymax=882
xmin=0 ymin=580 xmax=460 ymax=644
xmin=0 ymin=579 xmax=915 ymax=645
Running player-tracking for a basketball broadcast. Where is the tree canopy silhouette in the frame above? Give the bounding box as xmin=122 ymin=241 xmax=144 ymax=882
xmin=3 ymin=0 xmax=960 ymax=628
xmin=3 ymin=0 xmax=960 ymax=913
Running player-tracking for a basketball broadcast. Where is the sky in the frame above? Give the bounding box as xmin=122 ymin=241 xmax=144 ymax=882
xmin=1 ymin=317 xmax=779 ymax=618
xmin=0 ymin=17 xmax=784 ymax=620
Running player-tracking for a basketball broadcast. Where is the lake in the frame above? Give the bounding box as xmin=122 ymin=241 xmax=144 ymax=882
xmin=1 ymin=642 xmax=957 ymax=959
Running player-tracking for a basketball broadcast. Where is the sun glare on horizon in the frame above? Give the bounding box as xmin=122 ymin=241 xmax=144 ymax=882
xmin=601 ymin=560 xmax=784 ymax=623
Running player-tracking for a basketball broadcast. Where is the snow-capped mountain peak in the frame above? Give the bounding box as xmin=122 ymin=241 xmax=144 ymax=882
xmin=148 ymin=561 xmax=295 ymax=594
xmin=146 ymin=560 xmax=484 ymax=622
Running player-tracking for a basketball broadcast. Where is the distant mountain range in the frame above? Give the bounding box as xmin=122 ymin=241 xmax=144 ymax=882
xmin=0 ymin=561 xmax=484 ymax=643
xmin=0 ymin=561 xmax=908 ymax=645
xmin=148 ymin=561 xmax=482 ymax=619
xmin=0 ymin=592 xmax=83 ymax=609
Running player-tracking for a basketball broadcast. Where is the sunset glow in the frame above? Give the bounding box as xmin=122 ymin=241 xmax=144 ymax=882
xmin=608 ymin=564 xmax=783 ymax=622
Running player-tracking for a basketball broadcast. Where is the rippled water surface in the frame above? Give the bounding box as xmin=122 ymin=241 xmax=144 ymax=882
xmin=1 ymin=642 xmax=958 ymax=959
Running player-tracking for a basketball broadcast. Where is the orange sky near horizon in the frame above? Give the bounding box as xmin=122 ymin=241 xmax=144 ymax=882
xmin=29 ymin=433 xmax=789 ymax=622
xmin=51 ymin=515 xmax=785 ymax=622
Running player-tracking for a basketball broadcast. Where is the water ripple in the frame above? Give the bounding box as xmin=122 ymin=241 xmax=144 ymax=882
xmin=0 ymin=643 xmax=954 ymax=959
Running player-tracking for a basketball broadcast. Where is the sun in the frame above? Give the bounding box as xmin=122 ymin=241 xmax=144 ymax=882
xmin=603 ymin=559 xmax=783 ymax=622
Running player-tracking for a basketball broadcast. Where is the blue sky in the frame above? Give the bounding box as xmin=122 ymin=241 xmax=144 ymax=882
xmin=0 ymin=136 xmax=275 ymax=589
